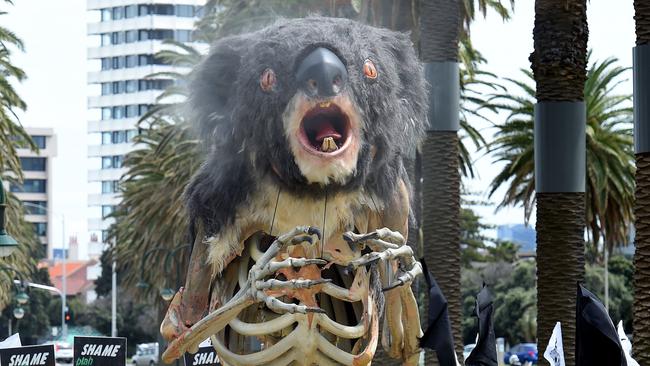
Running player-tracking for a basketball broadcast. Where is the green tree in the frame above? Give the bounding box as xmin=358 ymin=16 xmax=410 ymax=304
xmin=0 ymin=269 xmax=54 ymax=344
xmin=526 ymin=1 xmax=588 ymax=363
xmin=489 ymin=52 xmax=633 ymax=362
xmin=0 ymin=0 xmax=40 ymax=309
xmin=489 ymin=54 xmax=633 ymax=248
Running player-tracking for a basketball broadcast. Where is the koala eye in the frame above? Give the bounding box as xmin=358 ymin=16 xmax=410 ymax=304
xmin=260 ymin=68 xmax=276 ymax=92
xmin=363 ymin=59 xmax=378 ymax=79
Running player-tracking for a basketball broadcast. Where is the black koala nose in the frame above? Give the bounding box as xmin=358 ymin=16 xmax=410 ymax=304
xmin=296 ymin=47 xmax=347 ymax=97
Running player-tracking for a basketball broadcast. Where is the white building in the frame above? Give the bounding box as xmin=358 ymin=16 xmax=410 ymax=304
xmin=86 ymin=0 xmax=203 ymax=246
xmin=11 ymin=127 xmax=57 ymax=259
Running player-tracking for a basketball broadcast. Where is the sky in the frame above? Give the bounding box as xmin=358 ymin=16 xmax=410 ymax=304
xmin=1 ymin=1 xmax=637 ymax=252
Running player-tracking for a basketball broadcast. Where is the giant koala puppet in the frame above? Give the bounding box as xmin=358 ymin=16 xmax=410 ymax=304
xmin=160 ymin=17 xmax=429 ymax=366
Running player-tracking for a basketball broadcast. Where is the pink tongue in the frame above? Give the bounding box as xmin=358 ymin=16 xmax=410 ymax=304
xmin=315 ymin=120 xmax=342 ymax=142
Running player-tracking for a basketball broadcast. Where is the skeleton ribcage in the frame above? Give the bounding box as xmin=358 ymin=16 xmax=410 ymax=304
xmin=209 ymin=232 xmax=380 ymax=366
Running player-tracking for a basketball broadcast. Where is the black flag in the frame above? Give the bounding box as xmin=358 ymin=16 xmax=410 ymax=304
xmin=465 ymin=284 xmax=497 ymax=366
xmin=576 ymin=283 xmax=627 ymax=366
xmin=419 ymin=258 xmax=457 ymax=366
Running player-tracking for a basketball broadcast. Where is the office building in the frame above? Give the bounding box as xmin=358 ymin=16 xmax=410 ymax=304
xmin=86 ymin=1 xmax=204 ymax=245
xmin=11 ymin=127 xmax=57 ymax=258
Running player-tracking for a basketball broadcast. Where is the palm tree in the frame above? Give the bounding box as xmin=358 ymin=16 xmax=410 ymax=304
xmin=490 ymin=55 xmax=634 ymax=250
xmin=633 ymin=0 xmax=650 ymax=362
xmin=0 ymin=1 xmax=40 ymax=308
xmin=527 ymin=1 xmax=588 ymax=363
xmin=418 ymin=1 xmax=463 ymax=363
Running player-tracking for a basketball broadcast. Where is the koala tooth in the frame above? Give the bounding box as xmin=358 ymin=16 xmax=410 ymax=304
xmin=321 ymin=137 xmax=337 ymax=152
xmin=319 ymin=102 xmax=331 ymax=108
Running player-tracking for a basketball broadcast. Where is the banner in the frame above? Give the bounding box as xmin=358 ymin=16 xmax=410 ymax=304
xmin=0 ymin=344 xmax=55 ymax=366
xmin=73 ymin=336 xmax=126 ymax=366
xmin=183 ymin=346 xmax=220 ymax=366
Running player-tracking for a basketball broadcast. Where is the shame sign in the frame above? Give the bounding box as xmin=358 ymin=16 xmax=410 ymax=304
xmin=73 ymin=336 xmax=126 ymax=366
xmin=0 ymin=344 xmax=55 ymax=366
xmin=183 ymin=346 xmax=220 ymax=366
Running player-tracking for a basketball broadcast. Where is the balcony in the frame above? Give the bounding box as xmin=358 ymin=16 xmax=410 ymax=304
xmin=88 ymin=118 xmax=140 ymax=133
xmin=88 ymin=143 xmax=137 ymax=158
xmin=88 ymin=90 xmax=160 ymax=108
xmin=87 ymin=65 xmax=185 ymax=83
xmin=87 ymin=16 xmax=196 ymax=35
xmin=88 ymin=168 xmax=126 ymax=182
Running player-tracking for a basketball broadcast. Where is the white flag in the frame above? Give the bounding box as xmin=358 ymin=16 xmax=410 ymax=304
xmin=0 ymin=333 xmax=21 ymax=349
xmin=618 ymin=321 xmax=639 ymax=366
xmin=543 ymin=322 xmax=565 ymax=366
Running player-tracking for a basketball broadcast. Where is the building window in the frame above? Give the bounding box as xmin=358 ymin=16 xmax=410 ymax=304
xmin=102 ymin=230 xmax=110 ymax=243
xmin=125 ymin=30 xmax=138 ymax=43
xmin=139 ymin=104 xmax=150 ymax=116
xmin=125 ymin=55 xmax=137 ymax=68
xmin=101 ymin=107 xmax=112 ymax=120
xmin=112 ymin=7 xmax=124 ymax=20
xmin=113 ymin=155 xmax=123 ymax=168
xmin=175 ymin=30 xmax=192 ymax=42
xmin=112 ymin=81 xmax=124 ymax=94
xmin=127 ymin=130 xmax=138 ymax=141
xmin=31 ymin=136 xmax=46 ymax=149
xmin=125 ymin=5 xmax=137 ymax=18
xmin=152 ymin=4 xmax=174 ymax=15
xmin=101 ymin=8 xmax=112 ymax=21
xmin=10 ymin=179 xmax=46 ymax=193
xmin=101 ymin=58 xmax=111 ymax=70
xmin=175 ymin=5 xmax=195 ymax=17
xmin=20 ymin=157 xmax=46 ymax=171
xmin=125 ymin=80 xmax=137 ymax=93
xmin=102 ymin=155 xmax=123 ymax=169
xmin=125 ymin=105 xmax=138 ymax=118
xmin=113 ymin=131 xmax=126 ymax=144
xmin=102 ymin=156 xmax=113 ymax=169
xmin=138 ymin=54 xmax=151 ymax=66
xmin=33 ymin=222 xmax=47 ymax=236
xmin=101 ymin=132 xmax=111 ymax=145
xmin=102 ymin=180 xmax=119 ymax=193
xmin=24 ymin=201 xmax=47 ymax=215
xmin=113 ymin=106 xmax=125 ymax=119
xmin=102 ymin=205 xmax=114 ymax=218
xmin=101 ymin=33 xmax=111 ymax=46
xmin=101 ymin=83 xmax=111 ymax=95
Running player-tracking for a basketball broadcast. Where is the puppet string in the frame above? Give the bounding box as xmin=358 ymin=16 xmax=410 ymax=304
xmin=321 ymin=189 xmax=328 ymax=258
xmin=269 ymin=186 xmax=281 ymax=237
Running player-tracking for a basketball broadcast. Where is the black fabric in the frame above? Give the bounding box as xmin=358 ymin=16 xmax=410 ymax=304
xmin=576 ymin=283 xmax=627 ymax=366
xmin=419 ymin=258 xmax=457 ymax=366
xmin=465 ymin=284 xmax=497 ymax=366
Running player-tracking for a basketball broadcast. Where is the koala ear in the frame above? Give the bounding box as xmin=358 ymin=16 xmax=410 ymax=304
xmin=188 ymin=35 xmax=247 ymax=140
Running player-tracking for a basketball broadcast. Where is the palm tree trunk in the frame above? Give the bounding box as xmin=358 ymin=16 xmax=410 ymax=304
xmin=531 ymin=1 xmax=588 ymax=365
xmin=419 ymin=0 xmax=462 ymax=364
xmin=633 ymin=2 xmax=650 ymax=364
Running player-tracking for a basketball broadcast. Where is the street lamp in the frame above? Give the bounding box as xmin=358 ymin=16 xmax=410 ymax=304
xmin=0 ymin=177 xmax=18 ymax=257
xmin=12 ymin=307 xmax=24 ymax=320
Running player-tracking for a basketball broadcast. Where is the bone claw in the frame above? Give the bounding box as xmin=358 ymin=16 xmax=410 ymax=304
xmin=257 ymin=278 xmax=332 ymax=290
xmin=308 ymin=226 xmax=322 ymax=240
xmin=291 ymin=235 xmax=313 ymax=245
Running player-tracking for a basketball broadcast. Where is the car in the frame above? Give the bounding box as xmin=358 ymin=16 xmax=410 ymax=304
xmin=463 ymin=343 xmax=476 ymax=361
xmin=504 ymin=343 xmax=538 ymax=364
xmin=54 ymin=341 xmax=73 ymax=364
xmin=132 ymin=342 xmax=159 ymax=366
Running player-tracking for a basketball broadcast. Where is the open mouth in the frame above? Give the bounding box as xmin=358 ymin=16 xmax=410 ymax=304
xmin=298 ymin=102 xmax=351 ymax=155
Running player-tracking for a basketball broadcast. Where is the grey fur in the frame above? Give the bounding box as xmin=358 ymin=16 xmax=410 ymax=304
xmin=185 ymin=17 xmax=427 ymax=240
